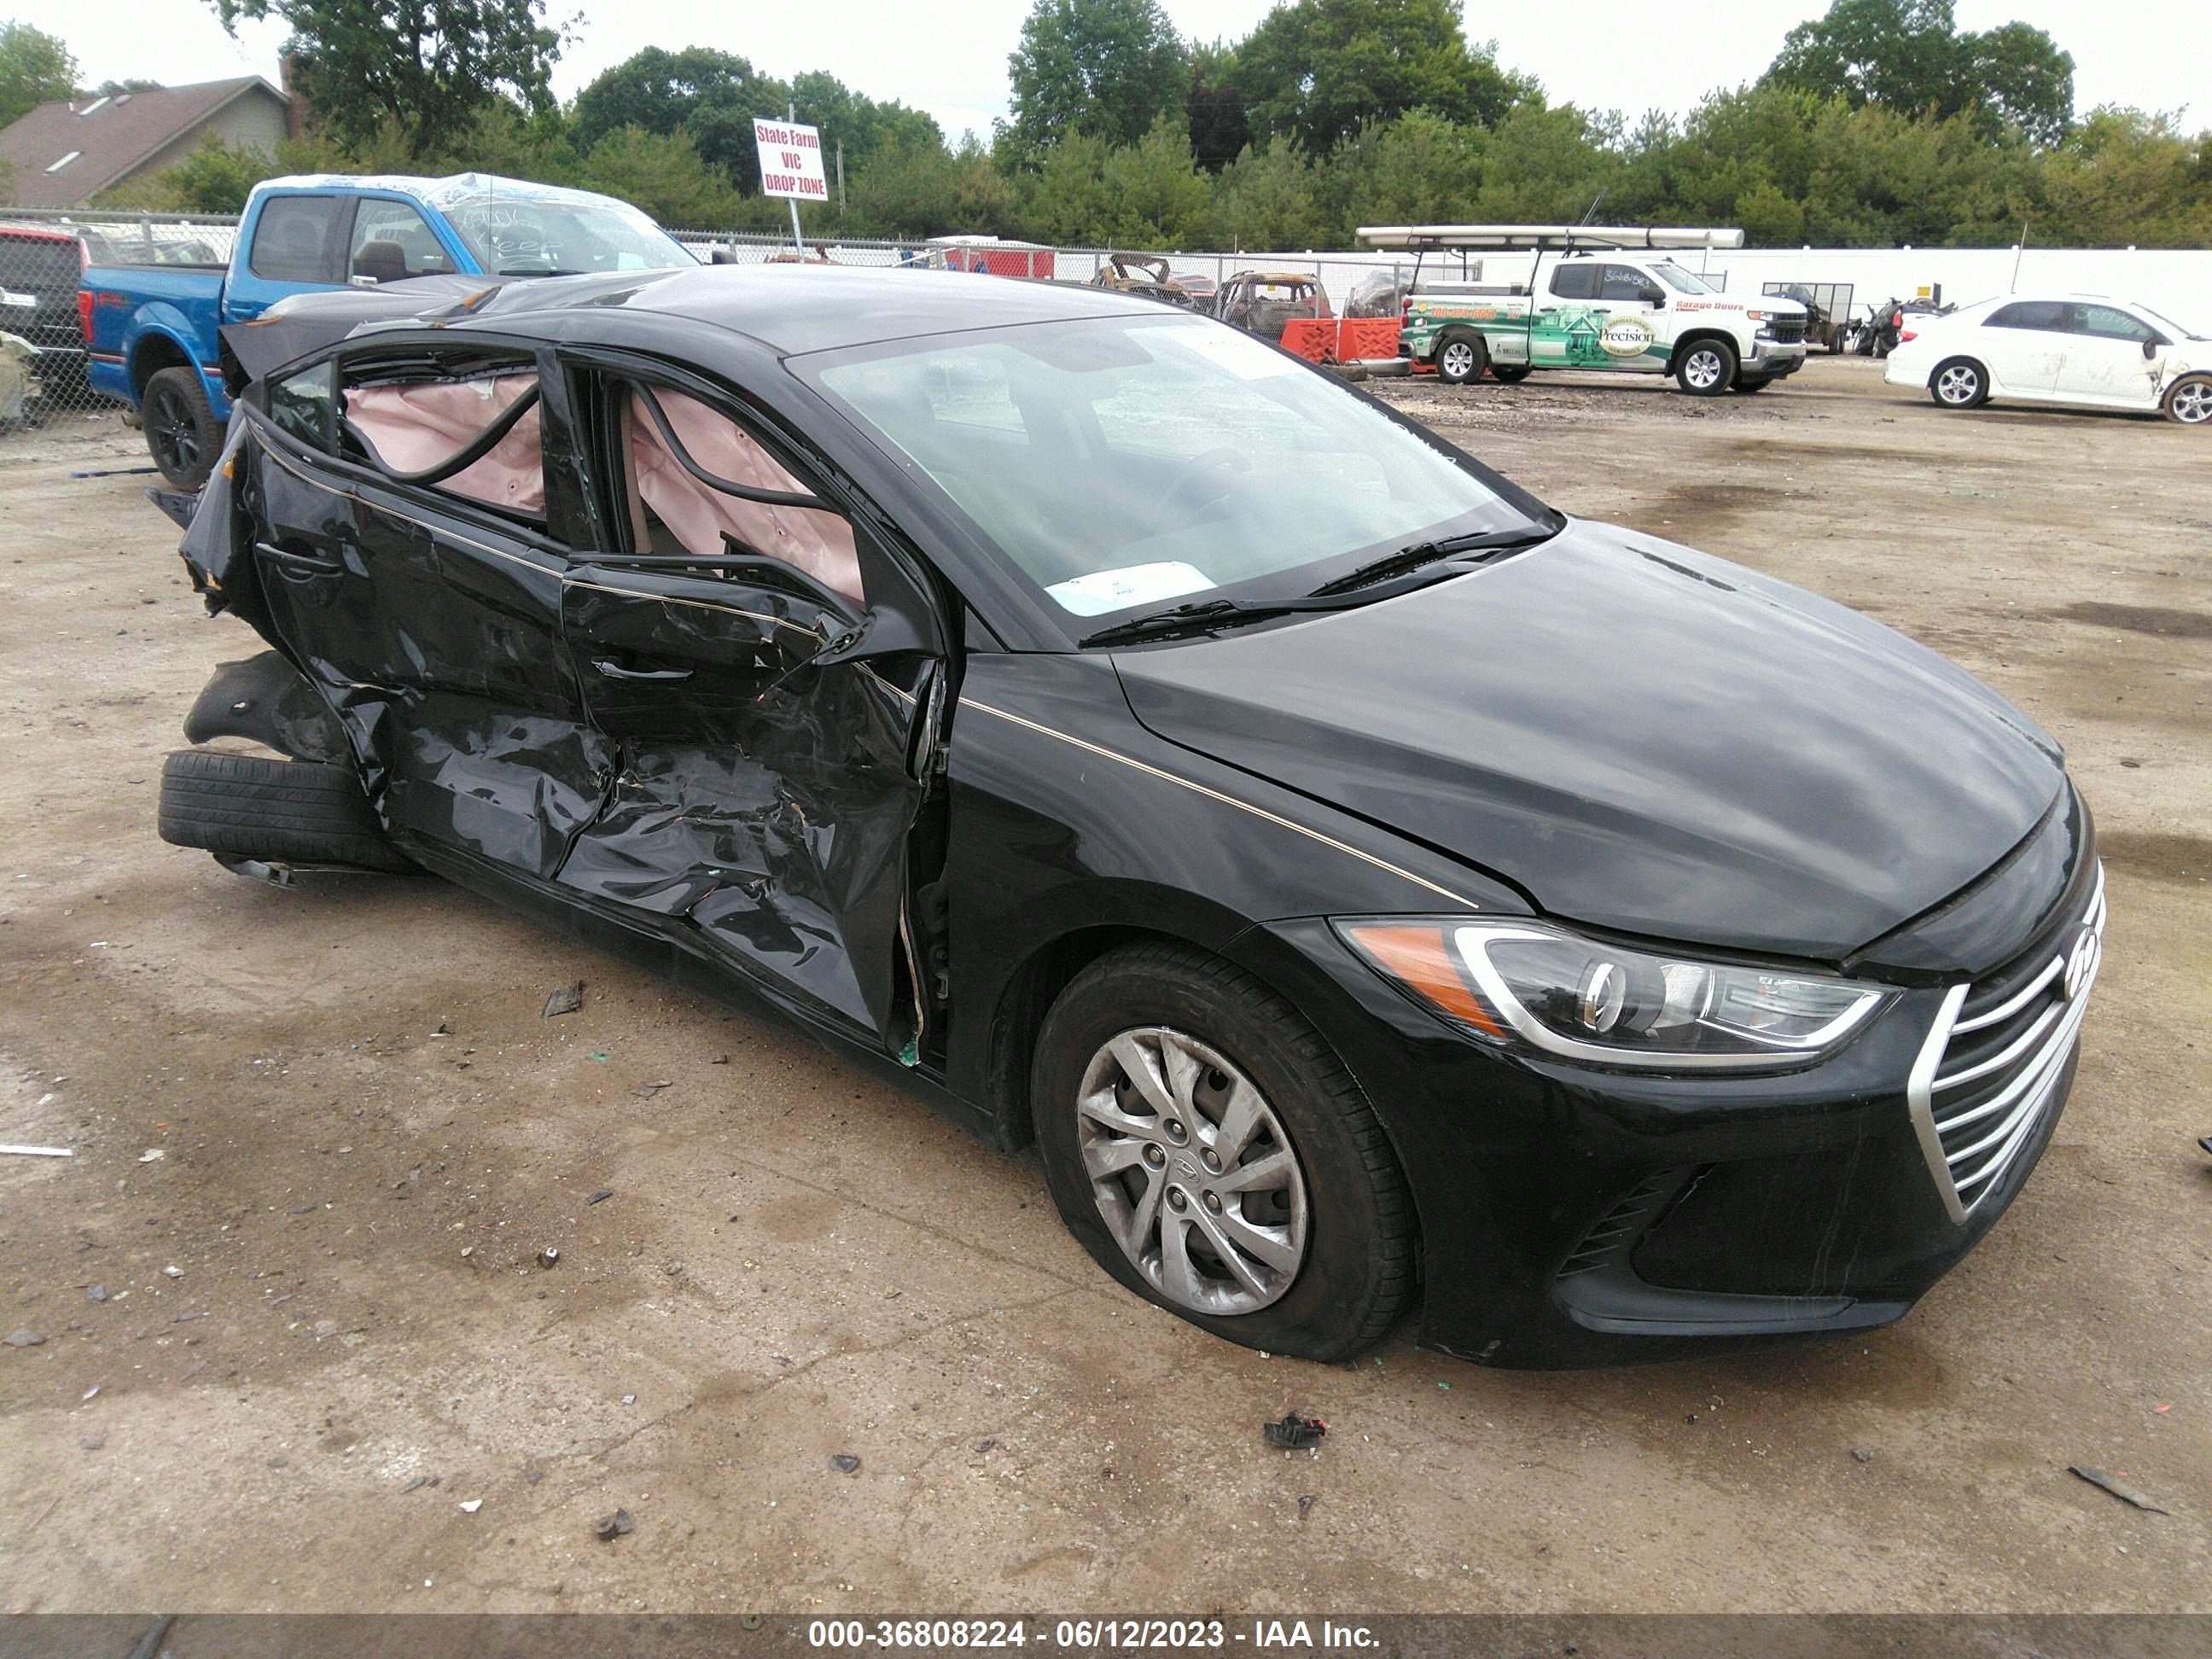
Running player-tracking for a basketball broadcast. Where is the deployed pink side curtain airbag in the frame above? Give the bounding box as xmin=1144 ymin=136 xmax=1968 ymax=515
xmin=345 ymin=374 xmax=545 ymax=517
xmin=631 ymin=387 xmax=863 ymax=603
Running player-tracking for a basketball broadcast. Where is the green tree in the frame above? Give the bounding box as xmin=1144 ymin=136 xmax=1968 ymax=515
xmin=569 ymin=46 xmax=782 ymax=192
xmin=207 ymin=0 xmax=566 ymax=154
xmin=1002 ymin=0 xmax=1188 ymax=164
xmin=1185 ymin=43 xmax=1249 ymax=173
xmin=789 ymin=71 xmax=943 ymax=178
xmin=1236 ymin=0 xmax=1532 ymax=155
xmin=1013 ymin=129 xmax=1118 ymax=241
xmin=1765 ymin=0 xmax=2072 ymax=145
xmin=1209 ymin=139 xmax=1324 ymax=248
xmin=1098 ymin=113 xmax=1211 ymax=245
xmin=579 ymin=126 xmax=742 ymax=229
xmin=0 ymin=20 xmax=78 ymax=130
xmin=847 ymin=133 xmax=1016 ymax=238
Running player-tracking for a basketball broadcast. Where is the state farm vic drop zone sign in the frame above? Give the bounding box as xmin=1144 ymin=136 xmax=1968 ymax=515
xmin=754 ymin=119 xmax=829 ymax=202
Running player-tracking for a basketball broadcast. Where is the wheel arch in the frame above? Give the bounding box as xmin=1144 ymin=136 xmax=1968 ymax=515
xmin=128 ymin=328 xmax=195 ymax=397
xmin=1666 ymin=328 xmax=1741 ymax=373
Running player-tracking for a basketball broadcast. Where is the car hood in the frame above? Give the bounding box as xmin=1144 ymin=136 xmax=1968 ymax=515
xmin=1113 ymin=520 xmax=2065 ymax=963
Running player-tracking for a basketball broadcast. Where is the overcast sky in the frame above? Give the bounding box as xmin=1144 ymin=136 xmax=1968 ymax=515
xmin=39 ymin=1 xmax=2209 ymax=146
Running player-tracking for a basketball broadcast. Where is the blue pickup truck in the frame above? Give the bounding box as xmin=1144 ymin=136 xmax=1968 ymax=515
xmin=84 ymin=172 xmax=699 ymax=486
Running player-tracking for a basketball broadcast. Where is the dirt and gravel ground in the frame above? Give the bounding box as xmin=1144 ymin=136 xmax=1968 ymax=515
xmin=2 ymin=356 xmax=2207 ymax=1618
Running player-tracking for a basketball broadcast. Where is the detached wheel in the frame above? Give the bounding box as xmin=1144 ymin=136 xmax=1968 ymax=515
xmin=1931 ymin=358 xmax=1989 ymax=410
xmin=159 ymin=748 xmax=410 ymax=871
xmin=1435 ymin=330 xmax=1487 ymax=386
xmin=1032 ymin=942 xmax=1413 ymax=1362
xmin=143 ymin=366 xmax=220 ymax=491
xmin=1490 ymin=365 xmax=1533 ymax=385
xmin=2163 ymin=374 xmax=2212 ymax=426
xmin=1674 ymin=338 xmax=1737 ymax=396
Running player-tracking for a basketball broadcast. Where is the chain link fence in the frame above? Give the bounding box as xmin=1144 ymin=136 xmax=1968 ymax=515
xmin=0 ymin=205 xmax=1446 ymax=444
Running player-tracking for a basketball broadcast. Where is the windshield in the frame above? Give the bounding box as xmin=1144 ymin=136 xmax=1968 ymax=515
xmin=440 ymin=195 xmax=694 ymax=276
xmin=2135 ymin=301 xmax=2207 ymax=341
xmin=801 ymin=316 xmax=1543 ymax=626
xmin=1650 ymin=263 xmax=1718 ymax=294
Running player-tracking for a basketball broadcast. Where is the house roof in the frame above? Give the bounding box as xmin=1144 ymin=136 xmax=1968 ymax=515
xmin=0 ymin=78 xmax=287 ymax=208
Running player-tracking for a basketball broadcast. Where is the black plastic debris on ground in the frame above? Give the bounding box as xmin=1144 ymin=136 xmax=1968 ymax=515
xmin=830 ymin=1454 xmax=861 ymax=1475
xmin=593 ymin=1508 xmax=635 ymax=1540
xmin=542 ymin=981 xmax=584 ymax=1019
xmin=1263 ymin=1412 xmax=1328 ymax=1450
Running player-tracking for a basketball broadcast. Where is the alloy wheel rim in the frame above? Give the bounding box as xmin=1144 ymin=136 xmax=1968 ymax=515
xmin=151 ymin=387 xmax=198 ymax=471
xmin=2174 ymin=382 xmax=2212 ymax=424
xmin=1938 ymin=365 xmax=1978 ymax=405
xmin=1074 ymin=1027 xmax=1308 ymax=1316
xmin=1686 ymin=350 xmax=1723 ymax=389
xmin=1441 ymin=342 xmax=1475 ymax=378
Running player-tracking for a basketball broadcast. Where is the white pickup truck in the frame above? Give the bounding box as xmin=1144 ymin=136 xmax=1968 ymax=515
xmin=1363 ymin=225 xmax=1809 ymax=396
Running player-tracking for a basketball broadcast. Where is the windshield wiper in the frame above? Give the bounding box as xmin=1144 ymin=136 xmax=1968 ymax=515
xmin=1307 ymin=526 xmax=1557 ymax=597
xmin=1080 ymin=598 xmax=1319 ymax=649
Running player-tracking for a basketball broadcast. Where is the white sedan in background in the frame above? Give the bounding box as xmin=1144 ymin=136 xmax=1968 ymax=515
xmin=1885 ymin=294 xmax=2211 ymax=425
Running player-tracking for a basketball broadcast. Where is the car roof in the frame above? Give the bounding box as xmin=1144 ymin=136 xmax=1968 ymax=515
xmin=451 ymin=263 xmax=1162 ymax=356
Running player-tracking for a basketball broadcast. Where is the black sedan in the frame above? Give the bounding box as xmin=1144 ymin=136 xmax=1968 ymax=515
xmin=160 ymin=265 xmax=2104 ymax=1366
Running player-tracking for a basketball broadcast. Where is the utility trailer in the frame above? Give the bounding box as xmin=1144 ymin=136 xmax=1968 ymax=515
xmin=1359 ymin=224 xmax=1808 ymax=396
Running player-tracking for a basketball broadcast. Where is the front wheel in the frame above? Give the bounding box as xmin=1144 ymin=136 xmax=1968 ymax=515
xmin=2163 ymin=374 xmax=2212 ymax=426
xmin=1434 ymin=330 xmax=1487 ymax=386
xmin=1674 ymin=339 xmax=1737 ymax=396
xmin=1032 ymin=942 xmax=1414 ymax=1362
xmin=142 ymin=366 xmax=220 ymax=491
xmin=1930 ymin=358 xmax=1989 ymax=410
xmin=1490 ymin=365 xmax=1533 ymax=385
xmin=1736 ymin=376 xmax=1773 ymax=393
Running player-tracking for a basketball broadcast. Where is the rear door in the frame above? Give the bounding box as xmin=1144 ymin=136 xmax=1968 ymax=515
xmin=553 ymin=352 xmax=949 ymax=1051
xmin=1976 ymin=300 xmax=2069 ymax=398
xmin=224 ymin=192 xmax=357 ymax=323
xmin=244 ymin=337 xmax=611 ymax=877
xmin=2052 ymin=303 xmax=2167 ymax=409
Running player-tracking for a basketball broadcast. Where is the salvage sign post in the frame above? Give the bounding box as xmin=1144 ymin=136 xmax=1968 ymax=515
xmin=755 ymin=116 xmax=828 ymax=255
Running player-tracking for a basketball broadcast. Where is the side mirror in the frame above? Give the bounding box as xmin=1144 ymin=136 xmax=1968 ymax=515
xmin=2143 ymin=338 xmax=2160 ymax=359
xmin=1641 ymin=288 xmax=1666 ymax=306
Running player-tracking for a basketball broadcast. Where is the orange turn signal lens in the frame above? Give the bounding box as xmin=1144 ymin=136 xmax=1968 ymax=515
xmin=1342 ymin=923 xmax=1504 ymax=1039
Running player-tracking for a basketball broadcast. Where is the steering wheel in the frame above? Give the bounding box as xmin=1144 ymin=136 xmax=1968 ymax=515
xmin=1159 ymin=445 xmax=1254 ymax=514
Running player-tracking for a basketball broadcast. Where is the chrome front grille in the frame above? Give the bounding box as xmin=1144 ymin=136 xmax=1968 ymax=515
xmin=1907 ymin=865 xmax=2104 ymax=1222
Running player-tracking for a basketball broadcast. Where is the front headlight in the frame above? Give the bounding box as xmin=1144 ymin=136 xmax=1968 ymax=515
xmin=1336 ymin=917 xmax=1895 ymax=1072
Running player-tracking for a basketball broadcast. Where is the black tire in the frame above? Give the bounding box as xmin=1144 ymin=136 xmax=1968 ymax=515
xmin=1674 ymin=336 xmax=1738 ymax=396
xmin=1490 ymin=365 xmax=1533 ymax=385
xmin=158 ymin=748 xmax=410 ymax=871
xmin=1031 ymin=941 xmax=1414 ymax=1362
xmin=2161 ymin=373 xmax=2212 ymax=426
xmin=1433 ymin=329 xmax=1487 ymax=386
xmin=143 ymin=366 xmax=220 ymax=491
xmin=1930 ymin=358 xmax=1989 ymax=410
xmin=1736 ymin=375 xmax=1773 ymax=393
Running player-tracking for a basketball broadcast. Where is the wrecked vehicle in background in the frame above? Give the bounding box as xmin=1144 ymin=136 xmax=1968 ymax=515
xmin=1216 ymin=271 xmax=1332 ymax=343
xmin=1089 ymin=254 xmax=1198 ymax=309
xmin=159 ymin=265 xmax=2102 ymax=1368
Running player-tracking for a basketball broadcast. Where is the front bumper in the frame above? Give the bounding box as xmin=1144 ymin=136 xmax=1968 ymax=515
xmin=1248 ymin=903 xmax=2092 ymax=1367
xmin=1749 ymin=339 xmax=1808 ymax=373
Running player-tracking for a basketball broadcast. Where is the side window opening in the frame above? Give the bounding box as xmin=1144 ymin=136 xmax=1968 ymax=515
xmin=1988 ymin=300 xmax=2064 ymax=331
xmin=1600 ymin=265 xmax=1651 ymax=302
xmin=250 ymin=196 xmax=340 ymax=284
xmin=337 ymin=352 xmax=547 ymax=524
xmin=269 ymin=360 xmax=335 ymax=449
xmin=1550 ymin=261 xmax=1597 ymax=300
xmin=348 ymin=199 xmax=452 ymax=282
xmin=595 ymin=373 xmax=864 ymax=605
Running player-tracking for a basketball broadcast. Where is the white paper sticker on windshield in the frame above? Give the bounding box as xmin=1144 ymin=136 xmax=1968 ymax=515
xmin=1046 ymin=562 xmax=1216 ymax=616
xmin=1170 ymin=324 xmax=1297 ymax=379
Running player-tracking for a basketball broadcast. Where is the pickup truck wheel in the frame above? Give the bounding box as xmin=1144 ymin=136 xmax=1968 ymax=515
xmin=1674 ymin=339 xmax=1737 ymax=396
xmin=1930 ymin=358 xmax=1989 ymax=410
xmin=143 ymin=367 xmax=220 ymax=491
xmin=1435 ymin=331 xmax=1487 ymax=386
xmin=158 ymin=749 xmax=411 ymax=872
xmin=1032 ymin=941 xmax=1414 ymax=1362
xmin=1736 ymin=376 xmax=1773 ymax=393
xmin=1490 ymin=365 xmax=1533 ymax=385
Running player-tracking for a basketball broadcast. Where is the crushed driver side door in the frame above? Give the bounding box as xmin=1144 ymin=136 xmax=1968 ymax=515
xmin=552 ymin=352 xmax=949 ymax=1055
